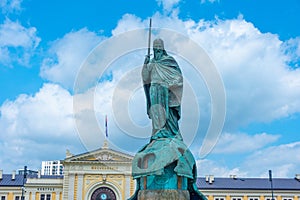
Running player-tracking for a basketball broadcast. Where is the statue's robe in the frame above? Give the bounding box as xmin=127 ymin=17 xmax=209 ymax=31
xmin=142 ymin=54 xmax=183 ymax=140
xmin=129 ymin=54 xmax=206 ymax=200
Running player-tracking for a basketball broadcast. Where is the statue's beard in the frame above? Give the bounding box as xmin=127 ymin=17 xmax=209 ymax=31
xmin=154 ymin=49 xmax=163 ymax=60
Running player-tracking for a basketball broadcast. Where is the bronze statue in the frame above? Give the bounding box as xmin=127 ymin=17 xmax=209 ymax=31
xmin=125 ymin=18 xmax=206 ymax=200
xmin=142 ymin=38 xmax=183 ymax=141
xmin=129 ymin=36 xmax=207 ymax=200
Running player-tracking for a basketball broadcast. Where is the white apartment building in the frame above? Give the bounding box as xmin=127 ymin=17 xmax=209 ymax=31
xmin=41 ymin=160 xmax=64 ymax=175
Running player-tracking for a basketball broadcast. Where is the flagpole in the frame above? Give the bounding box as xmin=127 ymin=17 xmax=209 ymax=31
xmin=105 ymin=115 xmax=108 ymax=138
xmin=102 ymin=115 xmax=109 ymax=149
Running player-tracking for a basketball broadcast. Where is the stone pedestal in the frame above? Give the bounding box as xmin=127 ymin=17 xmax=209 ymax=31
xmin=138 ymin=189 xmax=190 ymax=200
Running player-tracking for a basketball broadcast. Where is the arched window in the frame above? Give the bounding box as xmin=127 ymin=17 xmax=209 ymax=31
xmin=90 ymin=187 xmax=117 ymax=200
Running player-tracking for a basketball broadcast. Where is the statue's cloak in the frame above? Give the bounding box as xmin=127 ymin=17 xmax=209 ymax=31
xmin=143 ymin=55 xmax=183 ymax=117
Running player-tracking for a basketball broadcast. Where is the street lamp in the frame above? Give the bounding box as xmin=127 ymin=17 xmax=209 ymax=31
xmin=269 ymin=170 xmax=275 ymax=200
xmin=21 ymin=166 xmax=27 ymax=200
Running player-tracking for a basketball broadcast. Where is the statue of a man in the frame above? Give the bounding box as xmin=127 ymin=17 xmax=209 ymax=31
xmin=142 ymin=38 xmax=183 ymax=141
xmin=129 ymin=37 xmax=207 ymax=200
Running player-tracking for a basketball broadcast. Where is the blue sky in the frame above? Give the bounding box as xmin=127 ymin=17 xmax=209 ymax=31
xmin=0 ymin=0 xmax=300 ymax=178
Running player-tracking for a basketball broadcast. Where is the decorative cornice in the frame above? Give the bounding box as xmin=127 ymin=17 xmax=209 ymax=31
xmin=64 ymin=148 xmax=133 ymax=163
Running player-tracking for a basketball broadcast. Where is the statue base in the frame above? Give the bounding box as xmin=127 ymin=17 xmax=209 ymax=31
xmin=128 ymin=138 xmax=207 ymax=200
xmin=138 ymin=189 xmax=189 ymax=200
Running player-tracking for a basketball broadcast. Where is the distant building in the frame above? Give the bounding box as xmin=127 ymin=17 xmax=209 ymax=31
xmin=18 ymin=168 xmax=38 ymax=176
xmin=1 ymin=142 xmax=300 ymax=200
xmin=199 ymin=175 xmax=300 ymax=200
xmin=41 ymin=160 xmax=64 ymax=176
xmin=0 ymin=170 xmax=24 ymax=200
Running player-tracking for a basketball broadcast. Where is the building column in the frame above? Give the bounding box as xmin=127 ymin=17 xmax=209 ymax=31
xmin=62 ymin=172 xmax=69 ymax=200
xmin=77 ymin=174 xmax=84 ymax=200
xmin=29 ymin=192 xmax=32 ymax=200
xmin=52 ymin=192 xmax=56 ymax=200
xmin=74 ymin=174 xmax=78 ymax=200
xmin=56 ymin=192 xmax=60 ymax=200
xmin=68 ymin=173 xmax=75 ymax=200
xmin=260 ymin=195 xmax=264 ymax=200
xmin=35 ymin=192 xmax=40 ymax=200
xmin=7 ymin=192 xmax=13 ymax=200
xmin=129 ymin=177 xmax=135 ymax=196
xmin=125 ymin=175 xmax=131 ymax=199
xmin=277 ymin=196 xmax=282 ymax=200
xmin=31 ymin=192 xmax=35 ymax=200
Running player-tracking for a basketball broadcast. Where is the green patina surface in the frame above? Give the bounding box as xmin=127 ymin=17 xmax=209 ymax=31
xmin=128 ymin=38 xmax=207 ymax=200
xmin=141 ymin=162 xmax=188 ymax=190
xmin=132 ymin=138 xmax=195 ymax=180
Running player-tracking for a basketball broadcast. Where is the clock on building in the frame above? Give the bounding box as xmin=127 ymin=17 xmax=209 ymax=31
xmin=91 ymin=186 xmax=117 ymax=200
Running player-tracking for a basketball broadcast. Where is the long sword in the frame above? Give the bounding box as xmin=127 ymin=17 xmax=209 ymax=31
xmin=144 ymin=18 xmax=152 ymax=117
xmin=147 ymin=18 xmax=152 ymax=57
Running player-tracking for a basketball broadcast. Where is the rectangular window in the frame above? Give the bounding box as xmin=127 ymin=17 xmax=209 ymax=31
xmin=40 ymin=194 xmax=45 ymax=200
xmin=265 ymin=198 xmax=277 ymax=200
xmin=249 ymin=197 xmax=259 ymax=200
xmin=283 ymin=198 xmax=293 ymax=200
xmin=46 ymin=194 xmax=51 ymax=200
xmin=15 ymin=197 xmax=20 ymax=200
xmin=1 ymin=196 xmax=6 ymax=200
xmin=215 ymin=197 xmax=225 ymax=200
xmin=232 ymin=198 xmax=242 ymax=200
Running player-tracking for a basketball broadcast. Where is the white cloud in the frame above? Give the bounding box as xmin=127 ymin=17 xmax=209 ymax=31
xmin=0 ymin=83 xmax=83 ymax=172
xmin=40 ymin=28 xmax=104 ymax=89
xmin=283 ymin=37 xmax=300 ymax=68
xmin=211 ymin=132 xmax=280 ymax=154
xmin=200 ymin=0 xmax=219 ymax=4
xmin=185 ymin=17 xmax=300 ymax=129
xmin=0 ymin=18 xmax=40 ymax=67
xmin=156 ymin=0 xmax=180 ymax=14
xmin=112 ymin=14 xmax=145 ymax=35
xmin=197 ymin=141 xmax=300 ymax=178
xmin=0 ymin=19 xmax=39 ymax=47
xmin=0 ymin=0 xmax=22 ymax=14
xmin=0 ymin=47 xmax=10 ymax=63
xmin=243 ymin=142 xmax=300 ymax=177
xmin=112 ymin=12 xmax=192 ymax=36
xmin=197 ymin=159 xmax=247 ymax=177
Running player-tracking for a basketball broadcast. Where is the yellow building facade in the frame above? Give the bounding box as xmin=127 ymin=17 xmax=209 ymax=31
xmin=60 ymin=141 xmax=135 ymax=200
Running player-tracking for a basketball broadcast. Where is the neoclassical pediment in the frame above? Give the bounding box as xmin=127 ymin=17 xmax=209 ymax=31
xmin=64 ymin=147 xmax=133 ymax=163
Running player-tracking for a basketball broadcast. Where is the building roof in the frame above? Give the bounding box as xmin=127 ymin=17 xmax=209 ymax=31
xmin=0 ymin=173 xmax=64 ymax=187
xmin=197 ymin=177 xmax=300 ymax=190
xmin=0 ymin=174 xmax=24 ymax=186
xmin=27 ymin=174 xmax=64 ymax=179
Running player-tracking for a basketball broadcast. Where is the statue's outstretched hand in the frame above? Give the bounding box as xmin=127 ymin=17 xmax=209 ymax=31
xmin=144 ymin=55 xmax=150 ymax=64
